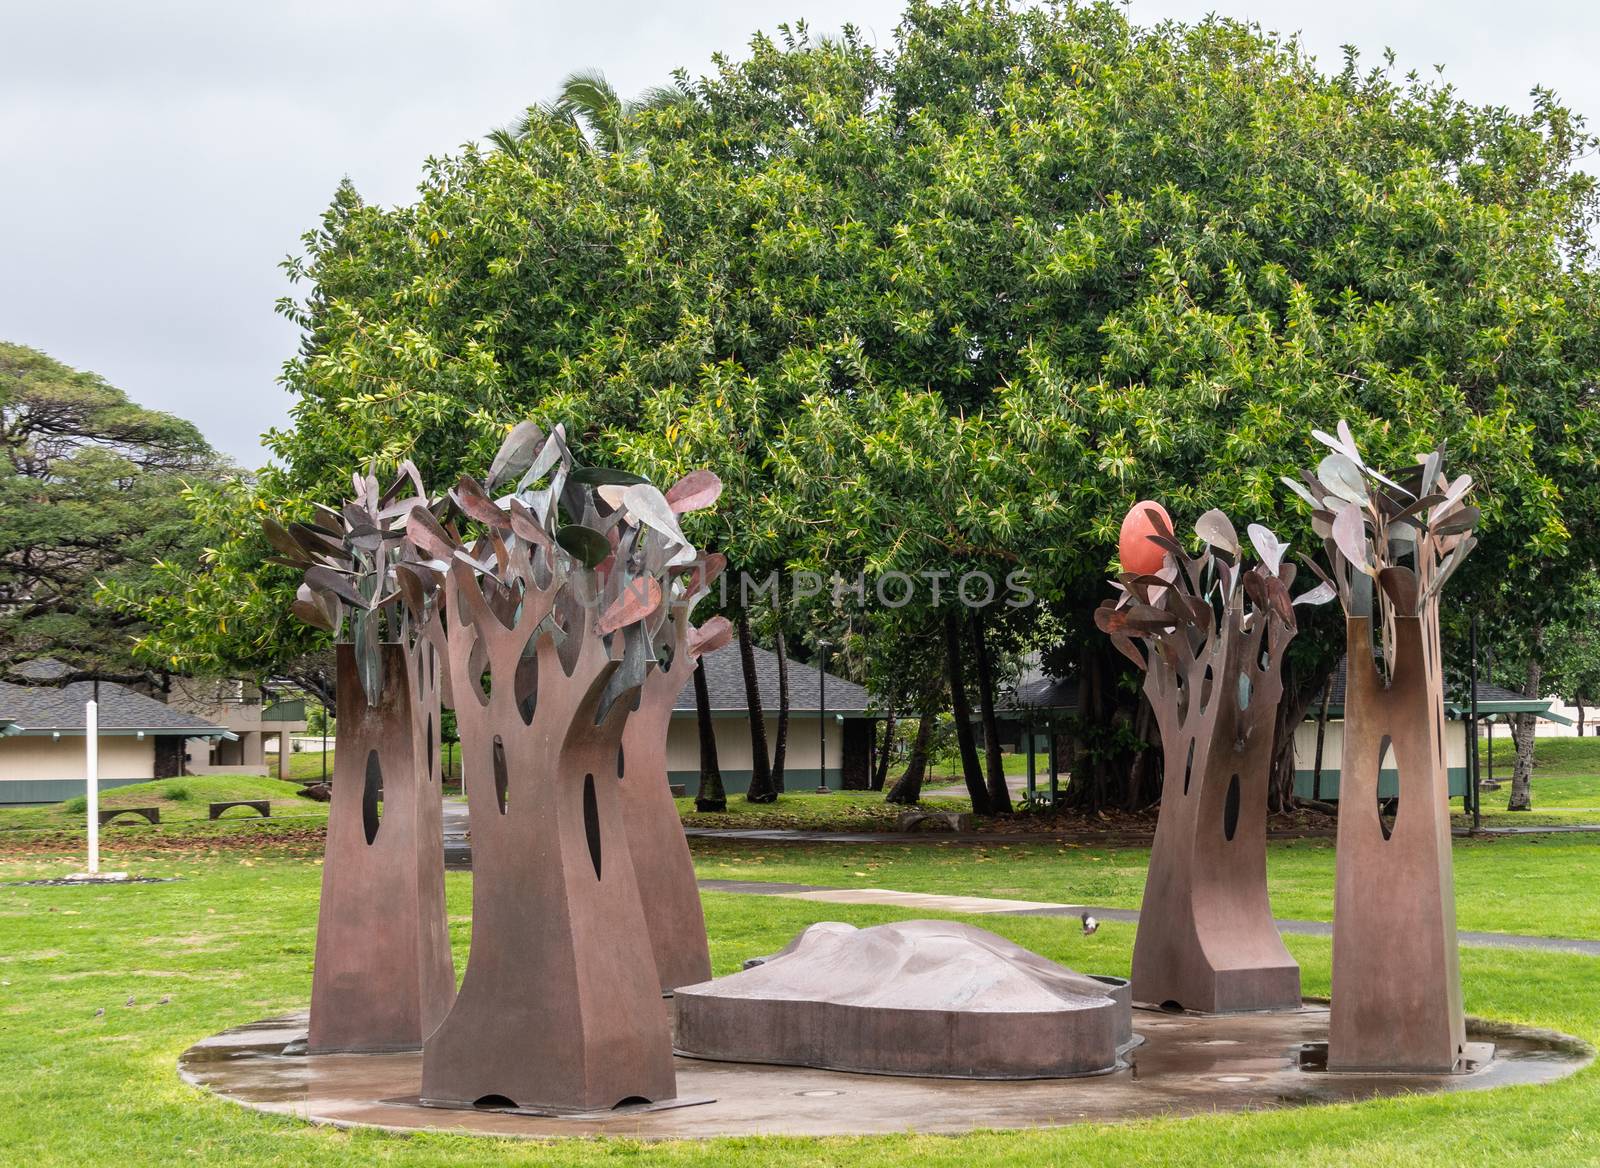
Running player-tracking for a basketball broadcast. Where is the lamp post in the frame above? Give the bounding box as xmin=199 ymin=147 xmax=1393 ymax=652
xmin=816 ymin=640 xmax=834 ymax=794
xmin=86 ymin=680 xmax=99 ymax=876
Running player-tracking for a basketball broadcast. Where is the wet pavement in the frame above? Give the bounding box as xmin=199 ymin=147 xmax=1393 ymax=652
xmin=179 ymin=1006 xmax=1590 ymax=1139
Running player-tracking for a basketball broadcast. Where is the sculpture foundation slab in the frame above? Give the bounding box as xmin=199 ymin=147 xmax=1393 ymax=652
xmin=673 ymin=920 xmax=1133 ymax=1079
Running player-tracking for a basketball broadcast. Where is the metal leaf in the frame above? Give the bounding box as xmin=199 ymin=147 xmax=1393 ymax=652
xmin=261 ymin=517 xmax=312 ymax=564
xmin=569 ymin=466 xmax=651 ymax=487
xmin=1378 ymin=566 xmax=1419 ymax=615
xmin=622 ymin=483 xmax=688 ymax=544
xmin=1331 ymin=504 xmax=1375 ymax=575
xmin=486 ymin=421 xmax=546 ymax=491
xmin=666 ymin=469 xmax=724 ymax=514
xmin=292 ymin=584 xmax=337 ymax=633
xmin=597 ymin=577 xmax=663 ymax=635
xmin=1293 ymin=580 xmax=1337 ymax=607
xmin=1195 ymin=509 xmax=1239 ymax=556
xmin=688 ymin=615 xmax=733 ymax=657
xmin=451 ymin=475 xmax=512 ymax=530
xmin=406 ymin=507 xmax=458 ymax=561
xmin=305 ymin=565 xmax=368 ymax=609
xmin=1281 ymin=475 xmax=1318 ymax=509
xmin=556 ymin=524 xmax=611 ymax=568
xmin=1318 ymin=452 xmax=1369 ymax=505
xmin=1246 ymin=523 xmax=1288 ymax=574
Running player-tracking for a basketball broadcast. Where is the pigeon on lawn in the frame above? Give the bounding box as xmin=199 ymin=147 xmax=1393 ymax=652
xmin=1081 ymin=912 xmax=1099 ymax=936
xmin=93 ymin=1008 xmax=105 ymax=1018
xmin=158 ymin=996 xmax=171 ymax=1006
xmin=125 ymin=996 xmax=135 ymax=1007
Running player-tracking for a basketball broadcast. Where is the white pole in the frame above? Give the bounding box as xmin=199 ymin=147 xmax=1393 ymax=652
xmin=85 ymin=697 xmax=99 ymax=876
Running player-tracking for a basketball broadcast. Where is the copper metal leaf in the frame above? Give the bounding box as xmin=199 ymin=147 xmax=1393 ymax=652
xmin=451 ymin=475 xmax=512 ymax=530
xmin=292 ymin=585 xmax=337 ymax=633
xmin=304 ymin=565 xmax=367 ymax=609
xmin=1109 ymin=633 xmax=1146 ymax=671
xmin=1378 ymin=566 xmax=1420 ymax=614
xmin=260 ymin=517 xmax=311 ymax=563
xmin=1331 ymin=504 xmax=1375 ymax=574
xmin=597 ymin=577 xmax=663 ymax=635
xmin=665 ymin=468 xmax=724 ymax=514
xmin=507 ymin=498 xmax=554 ymax=548
xmin=406 ymin=507 xmax=457 ymax=561
xmin=688 ymin=615 xmax=733 ymax=657
xmin=1432 ymin=504 xmax=1480 ymax=537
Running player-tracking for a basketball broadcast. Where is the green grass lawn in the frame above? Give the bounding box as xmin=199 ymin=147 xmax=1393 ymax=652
xmin=0 ymin=838 xmax=1597 ymax=1165
xmin=691 ymin=831 xmax=1600 ymax=941
xmin=0 ymin=775 xmax=329 ymax=834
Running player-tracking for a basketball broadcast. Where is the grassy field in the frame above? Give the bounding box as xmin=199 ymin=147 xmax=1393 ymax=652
xmin=0 ymin=775 xmax=328 ymax=833
xmin=677 ymin=790 xmax=970 ymax=830
xmin=1 ymin=835 xmax=1597 ymax=1166
xmin=690 ymin=831 xmax=1600 ymax=941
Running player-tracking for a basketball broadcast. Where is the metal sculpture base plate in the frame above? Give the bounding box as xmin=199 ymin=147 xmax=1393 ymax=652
xmin=178 ymin=1008 xmax=1587 ymax=1140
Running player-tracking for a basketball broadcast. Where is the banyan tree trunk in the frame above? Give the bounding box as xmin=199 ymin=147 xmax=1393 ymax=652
xmin=1130 ymin=594 xmax=1300 ymax=1014
xmin=308 ymin=641 xmax=454 ymax=1052
xmin=1329 ymin=614 xmax=1466 ymax=1072
xmin=420 ymin=572 xmax=675 ymax=1113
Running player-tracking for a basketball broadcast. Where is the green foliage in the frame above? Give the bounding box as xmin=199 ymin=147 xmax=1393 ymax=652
xmin=0 ymin=343 xmax=226 ymax=676
xmin=126 ymin=2 xmax=1600 ymax=788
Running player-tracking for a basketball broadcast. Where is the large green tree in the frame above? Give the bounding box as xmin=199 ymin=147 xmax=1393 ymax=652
xmin=0 ymin=343 xmax=226 ymax=682
xmin=127 ymin=1 xmax=1600 ymax=811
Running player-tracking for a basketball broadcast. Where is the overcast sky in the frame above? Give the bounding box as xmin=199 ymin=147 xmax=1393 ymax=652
xmin=4 ymin=1 xmax=1596 ymax=467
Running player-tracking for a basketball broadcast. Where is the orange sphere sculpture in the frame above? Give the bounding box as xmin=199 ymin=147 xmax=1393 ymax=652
xmin=1118 ymin=501 xmax=1173 ymax=576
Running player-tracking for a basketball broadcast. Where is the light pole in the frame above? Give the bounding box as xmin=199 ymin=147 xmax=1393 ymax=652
xmin=816 ymin=640 xmax=834 ymax=794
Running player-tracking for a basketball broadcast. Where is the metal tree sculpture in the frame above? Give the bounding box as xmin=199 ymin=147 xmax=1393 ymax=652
xmin=617 ymin=479 xmax=733 ymax=991
xmin=1096 ymin=506 xmax=1329 ymax=1013
xmin=265 ymin=465 xmax=455 ymax=1053
xmin=413 ymin=423 xmax=724 ymax=1113
xmin=1289 ymin=422 xmax=1479 ymax=1072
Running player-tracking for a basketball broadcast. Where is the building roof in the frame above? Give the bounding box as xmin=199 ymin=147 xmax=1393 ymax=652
xmin=1319 ymin=658 xmax=1569 ymax=723
xmin=0 ymin=668 xmax=228 ymax=737
xmin=673 ymin=643 xmax=873 ymax=717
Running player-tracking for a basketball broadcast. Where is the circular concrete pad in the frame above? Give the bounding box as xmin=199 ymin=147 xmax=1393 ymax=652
xmin=179 ymin=1007 xmax=1589 ymax=1140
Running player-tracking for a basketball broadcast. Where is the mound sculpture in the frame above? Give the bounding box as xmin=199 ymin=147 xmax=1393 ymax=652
xmin=267 ymin=466 xmax=456 ymax=1053
xmin=674 ymin=920 xmax=1134 ymax=1079
xmin=408 ymin=424 xmax=728 ymax=1114
xmin=1290 ymin=424 xmax=1479 ymax=1072
xmin=1097 ymin=505 xmax=1327 ymax=1013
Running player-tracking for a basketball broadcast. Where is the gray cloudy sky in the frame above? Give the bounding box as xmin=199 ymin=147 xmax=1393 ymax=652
xmin=4 ymin=1 xmax=1595 ymax=467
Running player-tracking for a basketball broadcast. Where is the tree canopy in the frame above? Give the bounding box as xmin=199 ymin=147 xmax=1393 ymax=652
xmin=126 ymin=1 xmax=1600 ymax=804
xmin=0 ymin=342 xmax=226 ymax=680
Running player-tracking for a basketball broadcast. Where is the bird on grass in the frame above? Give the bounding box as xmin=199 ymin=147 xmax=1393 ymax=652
xmin=93 ymin=1008 xmax=105 ymax=1018
xmin=158 ymin=996 xmax=171 ymax=1006
xmin=125 ymin=996 xmax=135 ymax=1007
xmin=1081 ymin=912 xmax=1099 ymax=936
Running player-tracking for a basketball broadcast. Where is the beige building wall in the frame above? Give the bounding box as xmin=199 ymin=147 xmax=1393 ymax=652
xmin=0 ymin=735 xmax=155 ymax=782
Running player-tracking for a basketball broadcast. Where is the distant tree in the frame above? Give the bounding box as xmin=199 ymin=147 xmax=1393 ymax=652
xmin=0 ymin=343 xmax=226 ymax=682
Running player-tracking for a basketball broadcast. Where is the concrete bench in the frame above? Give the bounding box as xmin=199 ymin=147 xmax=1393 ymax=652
xmin=669 ymin=784 xmax=687 ymax=798
xmin=896 ymin=810 xmax=974 ymax=834
xmin=209 ymin=800 xmax=271 ymax=821
xmin=99 ymin=806 xmax=160 ymax=827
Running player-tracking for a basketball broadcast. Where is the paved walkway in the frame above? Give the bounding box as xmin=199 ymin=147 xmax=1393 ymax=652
xmin=697 ymin=878 xmax=1600 ymax=958
xmin=681 ymin=821 xmax=1600 ymax=845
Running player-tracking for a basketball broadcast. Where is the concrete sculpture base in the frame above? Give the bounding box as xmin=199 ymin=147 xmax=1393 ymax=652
xmin=673 ymin=921 xmax=1134 ymax=1079
xmin=180 ymin=1008 xmax=1587 ymax=1140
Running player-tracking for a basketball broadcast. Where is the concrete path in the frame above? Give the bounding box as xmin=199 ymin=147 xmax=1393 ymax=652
xmin=696 ymin=878 xmax=1600 ymax=958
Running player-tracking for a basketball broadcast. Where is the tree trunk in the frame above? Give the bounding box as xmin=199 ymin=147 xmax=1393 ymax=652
xmin=1508 ymin=633 xmax=1543 ymax=812
xmin=871 ymin=698 xmax=897 ymax=792
xmin=1311 ymin=674 xmax=1333 ymax=801
xmin=1065 ymin=636 xmax=1159 ymax=813
xmin=1578 ymin=700 xmax=1587 ymax=737
xmin=771 ymin=627 xmax=789 ymax=793
xmin=943 ymin=610 xmax=991 ymax=815
xmin=692 ymin=656 xmax=726 ymax=813
xmin=885 ymin=707 xmax=936 ymax=805
xmin=737 ymin=612 xmax=776 ymax=803
xmin=1267 ymin=658 xmax=1336 ymax=813
xmin=970 ymin=609 xmax=1012 ymax=814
